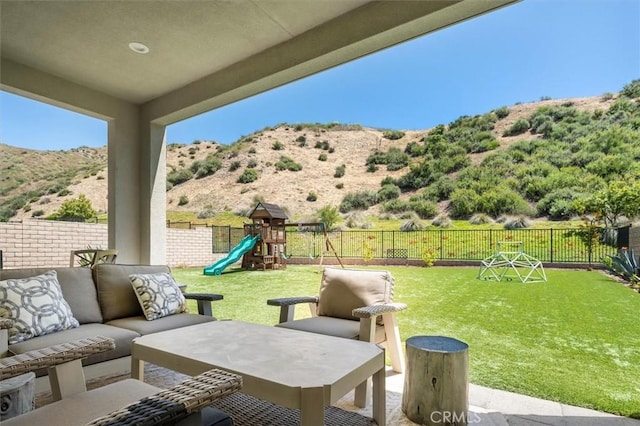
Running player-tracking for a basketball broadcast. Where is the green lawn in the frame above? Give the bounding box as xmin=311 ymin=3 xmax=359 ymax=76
xmin=172 ymin=265 xmax=640 ymax=418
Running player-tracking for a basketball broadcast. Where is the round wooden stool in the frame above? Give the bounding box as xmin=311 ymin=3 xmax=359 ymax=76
xmin=402 ymin=335 xmax=469 ymax=425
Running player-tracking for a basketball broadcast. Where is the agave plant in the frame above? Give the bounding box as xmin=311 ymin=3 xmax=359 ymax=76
xmin=604 ymin=248 xmax=639 ymax=285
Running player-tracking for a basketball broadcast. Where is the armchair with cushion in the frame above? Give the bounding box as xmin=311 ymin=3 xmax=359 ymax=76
xmin=0 ymin=324 xmax=241 ymax=426
xmin=267 ymin=267 xmax=406 ymax=406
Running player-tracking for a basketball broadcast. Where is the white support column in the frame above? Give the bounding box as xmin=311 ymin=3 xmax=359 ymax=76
xmin=108 ymin=105 xmax=142 ymax=263
xmin=141 ymin=122 xmax=167 ymax=265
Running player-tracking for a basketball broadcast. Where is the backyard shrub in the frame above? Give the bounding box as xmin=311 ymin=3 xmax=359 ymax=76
xmin=247 ymin=159 xmax=258 ymax=168
xmin=367 ymin=163 xmax=379 ymax=173
xmin=469 ymin=213 xmax=495 ymax=225
xmin=423 ymin=175 xmax=456 ymax=202
xmin=178 ymin=195 xmax=189 ymax=206
xmin=344 ymin=211 xmax=372 ymax=229
xmin=409 ymin=200 xmax=439 ymax=219
xmin=318 ymin=153 xmax=327 ymax=161
xmin=58 ymin=188 xmax=72 ymax=196
xmin=272 ymin=141 xmax=284 ymax=150
xmin=400 ymin=216 xmax=425 ymax=231
xmin=334 ymin=164 xmax=346 ymax=178
xmin=197 ymin=206 xmax=216 ymax=219
xmin=296 ymin=135 xmax=307 ymax=146
xmin=229 ymin=161 xmax=241 ymax=172
xmin=31 ymin=209 xmax=45 ymax=217
xmin=503 ymin=215 xmax=532 ymax=229
xmin=248 ymin=147 xmax=257 ymax=154
xmin=335 ymin=182 xmax=344 ymax=189
xmin=431 ymin=214 xmax=452 ymax=228
xmin=306 ymin=191 xmax=318 ymax=202
xmin=237 ymin=168 xmax=258 ymax=183
xmin=621 ymin=79 xmax=640 ymax=98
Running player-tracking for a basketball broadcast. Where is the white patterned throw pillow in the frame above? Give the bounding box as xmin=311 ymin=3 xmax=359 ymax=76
xmin=129 ymin=272 xmax=188 ymax=321
xmin=0 ymin=270 xmax=80 ymax=344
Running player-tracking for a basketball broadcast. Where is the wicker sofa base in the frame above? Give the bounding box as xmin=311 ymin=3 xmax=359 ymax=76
xmin=211 ymin=392 xmax=376 ymax=425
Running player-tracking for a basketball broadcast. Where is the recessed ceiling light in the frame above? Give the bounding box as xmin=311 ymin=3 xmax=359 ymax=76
xmin=128 ymin=42 xmax=150 ymax=54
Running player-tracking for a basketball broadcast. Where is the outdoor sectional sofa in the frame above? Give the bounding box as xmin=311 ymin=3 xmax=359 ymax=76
xmin=0 ymin=263 xmax=222 ymax=383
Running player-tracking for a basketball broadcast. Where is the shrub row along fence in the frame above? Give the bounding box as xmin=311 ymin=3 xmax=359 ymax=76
xmin=212 ymin=226 xmax=629 ymax=264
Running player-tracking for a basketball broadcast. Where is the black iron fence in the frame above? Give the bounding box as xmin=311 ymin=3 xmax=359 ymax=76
xmin=212 ymin=226 xmax=624 ymax=264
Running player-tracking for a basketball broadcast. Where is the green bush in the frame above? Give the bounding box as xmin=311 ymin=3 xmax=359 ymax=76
xmin=229 ymin=161 xmax=241 ymax=172
xmin=339 ymin=190 xmax=377 ymax=213
xmin=178 ymin=195 xmax=189 ymax=206
xmin=275 ymin=156 xmax=302 ymax=171
xmin=621 ymin=79 xmax=640 ymax=98
xmin=317 ymin=205 xmax=340 ymax=231
xmin=404 ymin=141 xmax=425 ymax=157
xmin=335 ymin=182 xmax=344 ymax=189
xmin=306 ymin=191 xmax=318 ymax=202
xmin=296 ymin=136 xmax=307 ymax=146
xmin=449 ymin=189 xmax=480 ymax=219
xmin=167 ymin=168 xmax=194 ymax=186
xmin=503 ymin=215 xmax=532 ymax=229
xmin=49 ymin=194 xmax=96 ymax=222
xmin=31 ymin=209 xmax=45 ymax=217
xmin=469 ymin=213 xmax=494 ymax=225
xmin=247 ymin=159 xmax=258 ymax=168
xmin=494 ymin=106 xmax=510 ymax=119
xmin=409 ymin=200 xmax=439 ymax=219
xmin=237 ymin=168 xmax=258 ymax=183
xmin=367 ymin=163 xmax=379 ymax=173
xmin=377 ymin=184 xmax=400 ymax=201
xmin=318 ymin=153 xmax=327 ymax=161
xmin=386 ymin=148 xmax=409 ymax=171
xmin=58 ymin=188 xmax=72 ymax=197
xmin=432 ymin=214 xmax=452 ymax=228
xmin=382 ymin=130 xmax=405 ymax=140
xmin=248 ymin=147 xmax=257 ymax=154
xmin=197 ymin=206 xmax=216 ymax=219
xmin=334 ymin=164 xmax=346 ymax=178
xmin=503 ymin=119 xmax=530 ymax=136
xmin=272 ymin=141 xmax=284 ymax=150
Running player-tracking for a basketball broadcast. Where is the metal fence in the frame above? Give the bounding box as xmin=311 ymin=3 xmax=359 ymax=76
xmin=212 ymin=226 xmax=623 ymax=264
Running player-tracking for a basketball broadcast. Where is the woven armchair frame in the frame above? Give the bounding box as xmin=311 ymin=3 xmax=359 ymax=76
xmin=0 ymin=336 xmax=115 ymax=380
xmin=86 ymin=369 xmax=242 ymax=426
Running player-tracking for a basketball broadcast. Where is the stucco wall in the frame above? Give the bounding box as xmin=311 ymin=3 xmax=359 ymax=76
xmin=0 ymin=219 xmax=220 ymax=269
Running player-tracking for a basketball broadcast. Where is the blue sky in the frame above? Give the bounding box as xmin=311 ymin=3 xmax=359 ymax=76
xmin=1 ymin=0 xmax=638 ymax=150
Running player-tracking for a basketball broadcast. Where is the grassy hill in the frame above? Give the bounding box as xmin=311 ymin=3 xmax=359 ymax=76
xmin=2 ymin=80 xmax=639 ymax=225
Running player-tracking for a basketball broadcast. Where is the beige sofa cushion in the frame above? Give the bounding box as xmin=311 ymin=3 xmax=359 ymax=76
xmin=8 ymin=323 xmax=139 ymax=373
xmin=317 ymin=267 xmax=393 ymax=322
xmin=276 ymin=316 xmax=386 ymax=343
xmin=1 ymin=379 xmax=160 ymax=426
xmin=0 ymin=267 xmax=102 ymax=324
xmin=107 ymin=313 xmax=213 ymax=336
xmin=93 ymin=264 xmax=170 ymax=322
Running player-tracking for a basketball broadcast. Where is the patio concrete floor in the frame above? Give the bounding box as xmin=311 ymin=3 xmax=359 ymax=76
xmin=373 ymin=369 xmax=640 ymax=425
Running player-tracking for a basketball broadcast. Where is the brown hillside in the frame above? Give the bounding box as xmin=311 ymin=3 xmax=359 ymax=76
xmin=5 ymin=95 xmax=614 ymax=221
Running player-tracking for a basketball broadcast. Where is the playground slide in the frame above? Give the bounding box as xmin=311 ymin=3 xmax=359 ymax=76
xmin=203 ymin=234 xmax=260 ymax=276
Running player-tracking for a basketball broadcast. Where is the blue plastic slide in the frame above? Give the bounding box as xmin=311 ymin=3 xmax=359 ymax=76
xmin=203 ymin=234 xmax=260 ymax=275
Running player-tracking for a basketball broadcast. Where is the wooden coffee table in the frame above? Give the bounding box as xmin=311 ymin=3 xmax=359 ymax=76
xmin=131 ymin=320 xmax=385 ymax=426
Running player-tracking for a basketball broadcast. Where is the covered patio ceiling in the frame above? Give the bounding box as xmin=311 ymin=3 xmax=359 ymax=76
xmin=0 ymin=0 xmax=517 ymax=263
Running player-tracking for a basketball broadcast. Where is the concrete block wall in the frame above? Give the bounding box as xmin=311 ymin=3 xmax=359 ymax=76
xmin=1 ymin=220 xmax=108 ymax=269
xmin=629 ymin=224 xmax=640 ymax=257
xmin=166 ymin=226 xmax=219 ymax=268
xmin=0 ymin=219 xmax=220 ymax=269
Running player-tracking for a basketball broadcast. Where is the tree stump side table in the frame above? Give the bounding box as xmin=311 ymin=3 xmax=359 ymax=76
xmin=0 ymin=372 xmax=36 ymax=420
xmin=402 ymin=336 xmax=469 ymax=425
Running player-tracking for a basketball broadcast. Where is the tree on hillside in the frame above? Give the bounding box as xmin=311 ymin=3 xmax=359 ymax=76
xmin=576 ymin=173 xmax=640 ymax=228
xmin=49 ymin=194 xmax=97 ymax=222
xmin=317 ymin=205 xmax=340 ymax=231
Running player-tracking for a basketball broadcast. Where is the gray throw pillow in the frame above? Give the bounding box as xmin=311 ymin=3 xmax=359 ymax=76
xmin=0 ymin=270 xmax=79 ymax=344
